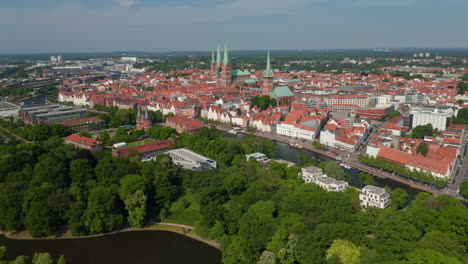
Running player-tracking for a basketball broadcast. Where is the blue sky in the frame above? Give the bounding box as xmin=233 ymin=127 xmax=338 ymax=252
xmin=0 ymin=0 xmax=467 ymax=53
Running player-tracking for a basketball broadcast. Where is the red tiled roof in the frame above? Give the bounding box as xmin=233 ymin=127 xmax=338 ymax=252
xmin=113 ymin=139 xmax=174 ymax=157
xmin=65 ymin=134 xmax=103 ymax=147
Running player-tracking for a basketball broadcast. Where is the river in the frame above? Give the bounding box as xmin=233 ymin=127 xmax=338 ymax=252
xmin=230 ymin=133 xmax=422 ymax=200
xmin=0 ymin=231 xmax=221 ymax=264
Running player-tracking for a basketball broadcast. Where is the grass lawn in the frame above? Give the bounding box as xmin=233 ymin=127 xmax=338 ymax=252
xmin=164 ymin=191 xmax=201 ymax=226
xmin=119 ymin=139 xmax=155 ymax=148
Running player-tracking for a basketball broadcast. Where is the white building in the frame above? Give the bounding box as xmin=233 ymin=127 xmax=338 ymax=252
xmin=301 ymin=165 xmax=348 ymax=192
xmin=410 ymin=105 xmax=453 ymax=131
xmin=166 ymin=148 xmax=217 ymax=171
xmin=316 ymin=177 xmax=349 ymax=192
xmin=301 ymin=165 xmax=326 ymax=183
xmin=276 ymin=121 xmax=319 ymax=141
xmin=320 ymin=130 xmax=337 ymax=148
xmin=359 ymin=185 xmax=391 ymax=209
xmin=246 ymin=152 xmax=269 ymax=164
xmin=121 ymin=57 xmax=137 ymax=63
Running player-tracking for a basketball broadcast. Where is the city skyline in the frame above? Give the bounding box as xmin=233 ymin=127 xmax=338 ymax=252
xmin=1 ymin=0 xmax=467 ymax=53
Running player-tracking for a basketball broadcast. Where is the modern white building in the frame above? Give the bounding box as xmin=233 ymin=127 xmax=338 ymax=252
xmin=316 ymin=177 xmax=349 ymax=192
xmin=409 ymin=105 xmax=453 ymax=131
xmin=166 ymin=148 xmax=217 ymax=171
xmin=301 ymin=165 xmax=326 ymax=183
xmin=246 ymin=152 xmax=269 ymax=164
xmin=359 ymin=185 xmax=391 ymax=209
xmin=301 ymin=165 xmax=348 ymax=192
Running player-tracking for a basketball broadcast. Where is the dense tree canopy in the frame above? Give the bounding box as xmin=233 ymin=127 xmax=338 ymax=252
xmin=0 ymin=125 xmax=466 ymax=264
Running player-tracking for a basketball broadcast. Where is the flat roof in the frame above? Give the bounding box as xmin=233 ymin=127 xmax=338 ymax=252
xmin=0 ymin=101 xmax=19 ymax=109
xmin=362 ymin=185 xmax=387 ymax=195
xmin=302 ymin=165 xmax=322 ymax=174
xmin=167 ymin=148 xmax=215 ymax=163
xmin=35 ymin=109 xmax=86 ymax=118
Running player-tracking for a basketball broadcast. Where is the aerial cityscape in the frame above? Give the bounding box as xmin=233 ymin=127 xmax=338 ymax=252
xmin=0 ymin=0 xmax=467 ymax=264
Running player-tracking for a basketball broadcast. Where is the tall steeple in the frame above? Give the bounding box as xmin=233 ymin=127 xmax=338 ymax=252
xmin=219 ymin=43 xmax=232 ymax=88
xmin=210 ymin=49 xmax=216 ymax=76
xmin=262 ymin=50 xmax=274 ymax=96
xmin=222 ymin=43 xmax=230 ymax=65
xmin=216 ymin=43 xmax=222 ymax=66
xmin=264 ymin=50 xmax=273 ymax=78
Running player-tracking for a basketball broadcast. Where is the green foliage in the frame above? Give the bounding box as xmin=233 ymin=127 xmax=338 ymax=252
xmin=146 ymin=125 xmax=176 ymax=140
xmin=456 ymin=108 xmax=468 ymax=124
xmin=57 ymin=256 xmax=66 ymax=264
xmin=359 ymin=154 xmax=447 ymax=187
xmin=32 ymin=253 xmax=53 ymax=264
xmin=312 ymin=141 xmax=328 ymax=150
xmin=322 ymin=161 xmax=345 ymax=181
xmin=418 ymin=231 xmax=466 ymax=261
xmin=251 ymin=96 xmax=277 ymax=110
xmin=358 ymin=173 xmax=376 ymax=187
xmin=388 ymin=111 xmax=401 ymax=120
xmin=401 ymin=248 xmax=462 ymax=264
xmin=457 ymin=81 xmax=468 ymax=95
xmin=13 ymin=256 xmax=30 ymax=264
xmin=0 ymin=121 xmax=467 ymax=264
xmin=242 ymin=134 xmax=277 ymax=158
xmin=411 ymin=124 xmax=434 ymax=139
xmin=125 ymin=189 xmax=147 ymax=227
xmin=460 ymin=180 xmax=468 ymax=199
xmin=84 ymin=186 xmax=124 ymax=233
xmin=326 ymin=239 xmax=360 ymax=264
xmin=0 ymin=246 xmax=5 ymax=260
xmin=390 ymin=188 xmax=409 ymax=209
xmin=416 ymin=142 xmax=429 ymax=157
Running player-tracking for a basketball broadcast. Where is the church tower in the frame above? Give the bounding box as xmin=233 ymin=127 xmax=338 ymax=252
xmin=210 ymin=50 xmax=216 ymax=76
xmin=136 ymin=105 xmax=153 ymax=131
xmin=219 ymin=43 xmax=232 ymax=88
xmin=262 ymin=51 xmax=274 ymax=96
xmin=216 ymin=43 xmax=222 ymax=77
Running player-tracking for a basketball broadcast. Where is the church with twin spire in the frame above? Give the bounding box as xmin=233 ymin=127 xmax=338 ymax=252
xmin=209 ymin=45 xmax=292 ymax=104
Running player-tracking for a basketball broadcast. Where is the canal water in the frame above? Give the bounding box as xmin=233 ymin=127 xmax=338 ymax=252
xmin=0 ymin=231 xmax=221 ymax=264
xmin=231 ymin=133 xmax=422 ymax=200
xmin=21 ymin=94 xmax=48 ymax=106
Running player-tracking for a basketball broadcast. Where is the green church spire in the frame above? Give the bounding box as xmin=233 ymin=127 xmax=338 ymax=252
xmin=264 ymin=50 xmax=273 ymax=78
xmin=222 ymin=43 xmax=230 ymax=65
xmin=211 ymin=49 xmax=215 ymax=64
xmin=216 ymin=43 xmax=221 ymax=65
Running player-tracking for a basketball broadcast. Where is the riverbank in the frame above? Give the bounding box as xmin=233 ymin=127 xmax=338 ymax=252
xmin=0 ymin=223 xmax=220 ymax=250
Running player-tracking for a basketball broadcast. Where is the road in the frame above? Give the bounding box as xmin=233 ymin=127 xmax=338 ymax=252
xmin=443 ymin=129 xmax=467 ymax=198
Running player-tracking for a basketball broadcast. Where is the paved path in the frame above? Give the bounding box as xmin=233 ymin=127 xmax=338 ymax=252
xmin=157 ymin=222 xmax=194 ymax=230
xmin=0 ymin=126 xmax=31 ymax=143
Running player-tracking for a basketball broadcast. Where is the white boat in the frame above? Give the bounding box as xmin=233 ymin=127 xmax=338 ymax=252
xmin=289 ymin=143 xmax=303 ymax=149
xmin=228 ymin=129 xmax=238 ymax=135
xmin=339 ymin=163 xmax=351 ymax=169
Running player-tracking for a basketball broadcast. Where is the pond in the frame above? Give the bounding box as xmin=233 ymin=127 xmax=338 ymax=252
xmin=0 ymin=231 xmax=221 ymax=264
